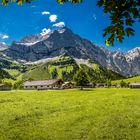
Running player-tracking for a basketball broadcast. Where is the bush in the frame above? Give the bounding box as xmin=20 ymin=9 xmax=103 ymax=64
xmin=120 ymin=80 xmax=128 ymax=88
xmin=107 ymin=79 xmax=112 ymax=88
xmin=13 ymin=81 xmax=23 ymax=89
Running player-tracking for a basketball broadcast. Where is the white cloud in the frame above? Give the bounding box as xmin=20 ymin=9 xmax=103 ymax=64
xmin=42 ymin=11 xmax=50 ymax=15
xmin=0 ymin=34 xmax=9 ymax=39
xmin=40 ymin=28 xmax=51 ymax=36
xmin=1 ymin=42 xmax=6 ymax=45
xmin=93 ymin=14 xmax=97 ymax=20
xmin=2 ymin=35 xmax=9 ymax=39
xmin=49 ymin=15 xmax=57 ymax=22
xmin=53 ymin=22 xmax=65 ymax=28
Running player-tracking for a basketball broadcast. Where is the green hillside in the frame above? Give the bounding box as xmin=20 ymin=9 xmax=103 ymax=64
xmin=80 ymin=63 xmax=124 ymax=82
xmin=23 ymin=56 xmax=124 ymax=82
xmin=113 ymin=76 xmax=140 ymax=84
xmin=23 ymin=56 xmax=79 ymax=81
xmin=0 ymin=55 xmax=125 ymax=84
xmin=0 ymin=56 xmax=27 ymax=84
xmin=0 ymin=68 xmax=12 ymax=80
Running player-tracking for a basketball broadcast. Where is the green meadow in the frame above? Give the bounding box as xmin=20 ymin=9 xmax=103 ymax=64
xmin=0 ymin=89 xmax=140 ymax=140
xmin=112 ymin=76 xmax=140 ymax=84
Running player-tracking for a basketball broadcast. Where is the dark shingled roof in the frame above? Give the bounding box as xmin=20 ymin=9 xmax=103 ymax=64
xmin=23 ymin=79 xmax=63 ymax=86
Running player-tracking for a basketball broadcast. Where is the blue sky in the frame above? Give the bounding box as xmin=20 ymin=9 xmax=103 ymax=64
xmin=0 ymin=0 xmax=139 ymax=52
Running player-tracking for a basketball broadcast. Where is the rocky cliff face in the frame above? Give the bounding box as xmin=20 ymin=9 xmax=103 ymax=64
xmin=0 ymin=42 xmax=8 ymax=51
xmin=5 ymin=27 xmax=140 ymax=77
xmin=105 ymin=49 xmax=140 ymax=77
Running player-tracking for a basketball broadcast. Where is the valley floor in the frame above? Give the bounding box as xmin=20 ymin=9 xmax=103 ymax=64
xmin=0 ymin=89 xmax=140 ymax=140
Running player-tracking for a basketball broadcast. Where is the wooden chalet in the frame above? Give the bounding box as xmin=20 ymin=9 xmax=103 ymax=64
xmin=0 ymin=84 xmax=11 ymax=91
xmin=23 ymin=79 xmax=63 ymax=90
xmin=129 ymin=83 xmax=140 ymax=88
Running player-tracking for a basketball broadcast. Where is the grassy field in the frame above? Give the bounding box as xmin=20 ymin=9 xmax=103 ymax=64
xmin=0 ymin=89 xmax=140 ymax=140
xmin=112 ymin=76 xmax=140 ymax=84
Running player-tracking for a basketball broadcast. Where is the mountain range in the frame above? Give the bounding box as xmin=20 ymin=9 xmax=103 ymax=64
xmin=1 ymin=27 xmax=140 ymax=77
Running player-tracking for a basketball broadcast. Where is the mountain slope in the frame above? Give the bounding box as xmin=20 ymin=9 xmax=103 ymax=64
xmin=113 ymin=76 xmax=140 ymax=84
xmin=5 ymin=27 xmax=140 ymax=77
xmin=0 ymin=54 xmax=124 ymax=84
xmin=0 ymin=68 xmax=12 ymax=80
xmin=0 ymin=55 xmax=27 ymax=83
xmin=23 ymin=56 xmax=124 ymax=82
xmin=0 ymin=42 xmax=8 ymax=51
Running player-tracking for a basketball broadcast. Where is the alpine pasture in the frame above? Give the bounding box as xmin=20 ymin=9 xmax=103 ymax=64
xmin=0 ymin=88 xmax=140 ymax=140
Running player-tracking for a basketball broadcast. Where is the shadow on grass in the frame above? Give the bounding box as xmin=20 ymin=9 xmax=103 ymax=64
xmin=77 ymin=88 xmax=94 ymax=91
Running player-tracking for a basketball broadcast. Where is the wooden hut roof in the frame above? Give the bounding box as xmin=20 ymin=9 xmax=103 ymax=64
xmin=23 ymin=79 xmax=63 ymax=87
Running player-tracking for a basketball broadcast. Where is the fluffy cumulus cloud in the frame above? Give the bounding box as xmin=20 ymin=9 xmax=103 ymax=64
xmin=42 ymin=11 xmax=50 ymax=15
xmin=40 ymin=28 xmax=51 ymax=36
xmin=49 ymin=15 xmax=57 ymax=22
xmin=0 ymin=34 xmax=9 ymax=39
xmin=52 ymin=22 xmax=65 ymax=28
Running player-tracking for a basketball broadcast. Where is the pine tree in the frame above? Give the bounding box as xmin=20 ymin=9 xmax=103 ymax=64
xmin=51 ymin=68 xmax=58 ymax=79
xmin=107 ymin=79 xmax=112 ymax=88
